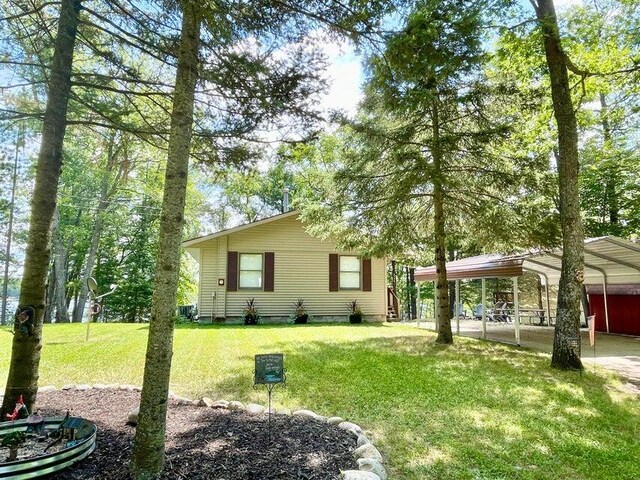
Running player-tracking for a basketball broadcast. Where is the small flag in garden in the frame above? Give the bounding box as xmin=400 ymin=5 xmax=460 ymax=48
xmin=588 ymin=315 xmax=596 ymax=347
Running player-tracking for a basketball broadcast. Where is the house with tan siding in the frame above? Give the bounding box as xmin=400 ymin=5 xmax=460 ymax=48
xmin=183 ymin=211 xmax=388 ymax=323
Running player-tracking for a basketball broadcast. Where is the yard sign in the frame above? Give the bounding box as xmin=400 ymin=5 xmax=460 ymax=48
xmin=254 ymin=353 xmax=285 ymax=385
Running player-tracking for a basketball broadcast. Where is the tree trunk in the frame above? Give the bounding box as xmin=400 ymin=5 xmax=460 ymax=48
xmin=535 ymin=0 xmax=584 ymax=370
xmin=44 ymin=265 xmax=55 ymax=324
xmin=1 ymin=0 xmax=82 ymax=417
xmin=1 ymin=129 xmax=20 ymax=326
xmin=409 ymin=267 xmax=416 ymax=320
xmin=50 ymin=209 xmax=70 ymax=324
xmin=53 ymin=239 xmax=69 ymax=324
xmin=536 ymin=275 xmax=545 ymax=325
xmin=432 ymin=102 xmax=452 ymax=344
xmin=72 ymin=153 xmax=113 ymax=323
xmin=131 ymin=2 xmax=201 ymax=478
xmin=67 ymin=208 xmax=84 ymax=322
xmin=598 ymin=92 xmax=619 ymax=229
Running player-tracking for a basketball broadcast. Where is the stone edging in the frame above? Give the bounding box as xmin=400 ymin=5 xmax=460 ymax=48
xmin=35 ymin=385 xmax=388 ymax=480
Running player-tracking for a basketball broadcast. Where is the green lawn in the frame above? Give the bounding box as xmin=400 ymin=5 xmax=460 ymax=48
xmin=1 ymin=323 xmax=638 ymax=479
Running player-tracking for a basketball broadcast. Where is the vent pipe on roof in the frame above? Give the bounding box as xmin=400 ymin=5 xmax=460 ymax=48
xmin=283 ymin=187 xmax=290 ymax=212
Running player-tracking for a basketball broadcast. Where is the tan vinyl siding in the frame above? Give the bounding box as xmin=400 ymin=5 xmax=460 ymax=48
xmin=200 ymin=248 xmax=218 ymax=318
xmin=193 ymin=215 xmax=387 ymax=320
xmin=216 ymin=236 xmax=227 ymax=318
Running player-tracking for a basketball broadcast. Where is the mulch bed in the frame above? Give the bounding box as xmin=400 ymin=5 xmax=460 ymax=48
xmin=24 ymin=389 xmax=358 ymax=479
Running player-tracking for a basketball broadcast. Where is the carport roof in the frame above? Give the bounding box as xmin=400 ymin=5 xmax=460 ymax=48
xmin=414 ymin=236 xmax=640 ymax=285
xmin=414 ymin=253 xmax=525 ymax=282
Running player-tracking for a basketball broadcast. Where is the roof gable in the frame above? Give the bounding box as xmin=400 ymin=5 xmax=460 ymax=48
xmin=183 ymin=210 xmax=299 ymax=248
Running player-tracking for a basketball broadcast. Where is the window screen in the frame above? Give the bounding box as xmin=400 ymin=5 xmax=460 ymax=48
xmin=239 ymin=253 xmax=263 ymax=289
xmin=339 ymin=255 xmax=360 ymax=289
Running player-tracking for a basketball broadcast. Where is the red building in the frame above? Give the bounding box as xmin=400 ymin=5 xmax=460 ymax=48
xmin=587 ymin=284 xmax=640 ymax=336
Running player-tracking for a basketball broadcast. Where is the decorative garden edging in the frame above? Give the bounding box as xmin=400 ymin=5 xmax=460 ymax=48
xmin=26 ymin=385 xmax=389 ymax=480
xmin=0 ymin=415 xmax=97 ymax=479
xmin=186 ymin=396 xmax=389 ymax=479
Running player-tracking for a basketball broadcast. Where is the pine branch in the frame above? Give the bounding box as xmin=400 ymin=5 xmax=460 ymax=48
xmin=0 ymin=1 xmax=61 ymax=22
xmin=71 ymin=72 xmax=172 ymax=89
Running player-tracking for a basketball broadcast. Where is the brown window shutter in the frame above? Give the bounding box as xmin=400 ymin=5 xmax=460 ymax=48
xmin=264 ymin=252 xmax=275 ymax=292
xmin=362 ymin=258 xmax=372 ymax=292
xmin=329 ymin=254 xmax=339 ymax=292
xmin=227 ymin=251 xmax=238 ymax=291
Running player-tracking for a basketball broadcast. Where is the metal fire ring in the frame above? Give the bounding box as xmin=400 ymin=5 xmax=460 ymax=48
xmin=0 ymin=417 xmax=97 ymax=479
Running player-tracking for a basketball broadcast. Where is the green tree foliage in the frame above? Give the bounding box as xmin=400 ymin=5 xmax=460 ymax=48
xmin=301 ymin=0 xmax=550 ymax=343
xmin=495 ymin=0 xmax=640 ymax=241
xmin=562 ymin=1 xmax=640 ymax=238
xmin=219 ymin=166 xmax=293 ymax=223
xmin=131 ymin=0 xmax=396 ymax=476
xmin=210 ymin=145 xmax=330 ymax=224
xmin=495 ymin=0 xmax=640 ymax=369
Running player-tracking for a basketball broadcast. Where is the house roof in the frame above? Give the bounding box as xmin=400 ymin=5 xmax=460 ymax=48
xmin=182 ymin=210 xmax=299 ymax=248
xmin=415 ymin=236 xmax=640 ymax=285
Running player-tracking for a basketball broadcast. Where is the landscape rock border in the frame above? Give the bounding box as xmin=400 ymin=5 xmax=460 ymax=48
xmin=33 ymin=384 xmax=389 ymax=480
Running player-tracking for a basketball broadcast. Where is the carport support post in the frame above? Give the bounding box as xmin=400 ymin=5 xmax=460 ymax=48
xmin=602 ymin=275 xmax=610 ymax=333
xmin=542 ymin=273 xmax=551 ymax=326
xmin=416 ymin=281 xmax=421 ymax=327
xmin=481 ymin=278 xmax=487 ymax=340
xmin=513 ymin=276 xmax=520 ymax=346
xmin=455 ymin=279 xmax=460 ymax=335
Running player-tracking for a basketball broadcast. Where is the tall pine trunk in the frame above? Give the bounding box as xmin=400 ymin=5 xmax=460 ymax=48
xmin=534 ymin=0 xmax=584 ymax=370
xmin=43 ymin=210 xmax=69 ymax=323
xmin=1 ymin=0 xmax=81 ymax=416
xmin=44 ymin=266 xmax=55 ymax=324
xmin=536 ymin=275 xmax=545 ymax=325
xmin=72 ymin=145 xmax=115 ymax=323
xmin=598 ymin=92 xmax=619 ymax=229
xmin=131 ymin=2 xmax=201 ymax=477
xmin=432 ymin=102 xmax=452 ymax=344
xmin=0 ymin=129 xmax=20 ymax=326
xmin=50 ymin=209 xmax=70 ymax=323
xmin=53 ymin=239 xmax=69 ymax=323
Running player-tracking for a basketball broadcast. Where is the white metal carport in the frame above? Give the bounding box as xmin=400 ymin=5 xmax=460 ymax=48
xmin=414 ymin=236 xmax=640 ymax=345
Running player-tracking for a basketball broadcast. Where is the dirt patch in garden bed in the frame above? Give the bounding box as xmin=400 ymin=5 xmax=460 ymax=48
xmin=26 ymin=389 xmax=358 ymax=479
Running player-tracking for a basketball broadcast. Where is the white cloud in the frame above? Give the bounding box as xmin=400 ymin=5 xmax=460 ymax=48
xmin=554 ymin=0 xmax=582 ymax=6
xmin=318 ymin=40 xmax=363 ymax=117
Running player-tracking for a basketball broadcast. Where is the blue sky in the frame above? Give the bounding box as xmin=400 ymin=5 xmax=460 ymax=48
xmin=318 ymin=0 xmax=582 ymax=116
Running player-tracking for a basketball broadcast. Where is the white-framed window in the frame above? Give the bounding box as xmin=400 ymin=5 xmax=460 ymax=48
xmin=239 ymin=253 xmax=263 ymax=289
xmin=339 ymin=255 xmax=361 ymax=290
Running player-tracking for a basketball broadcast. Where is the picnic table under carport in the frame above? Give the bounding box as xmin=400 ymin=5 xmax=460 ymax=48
xmin=414 ymin=236 xmax=640 ymax=345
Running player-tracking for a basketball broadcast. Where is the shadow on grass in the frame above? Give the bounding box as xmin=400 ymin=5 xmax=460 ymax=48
xmin=34 ymin=324 xmax=638 ymax=479
xmin=221 ymin=334 xmax=638 ymax=480
xmin=173 ymin=322 xmax=387 ymax=331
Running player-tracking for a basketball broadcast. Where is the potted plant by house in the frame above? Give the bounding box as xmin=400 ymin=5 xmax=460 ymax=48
xmin=292 ymin=299 xmax=308 ymax=324
xmin=347 ymin=300 xmax=363 ymax=324
xmin=243 ymin=298 xmax=260 ymax=325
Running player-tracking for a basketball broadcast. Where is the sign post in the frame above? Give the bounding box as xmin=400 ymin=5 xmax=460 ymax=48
xmin=85 ymin=278 xmax=117 ymax=341
xmin=588 ymin=314 xmax=596 ymax=374
xmin=254 ymin=353 xmax=286 ymax=443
